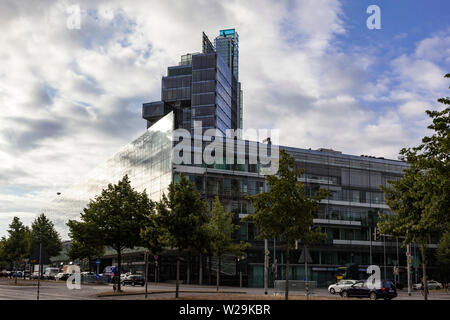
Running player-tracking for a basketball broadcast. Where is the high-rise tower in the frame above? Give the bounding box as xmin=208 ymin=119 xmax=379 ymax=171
xmin=215 ymin=28 xmax=239 ymax=80
xmin=142 ymin=30 xmax=243 ymax=135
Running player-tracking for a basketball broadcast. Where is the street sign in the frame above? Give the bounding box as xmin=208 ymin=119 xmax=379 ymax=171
xmin=406 ymin=252 xmax=411 ymax=257
xmin=96 ymin=259 xmax=101 ymax=265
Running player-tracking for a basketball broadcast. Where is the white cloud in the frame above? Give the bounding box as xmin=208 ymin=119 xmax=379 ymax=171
xmin=0 ymin=0 xmax=449 ymax=237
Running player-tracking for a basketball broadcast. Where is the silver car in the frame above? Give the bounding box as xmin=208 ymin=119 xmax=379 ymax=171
xmin=328 ymin=280 xmax=358 ymax=294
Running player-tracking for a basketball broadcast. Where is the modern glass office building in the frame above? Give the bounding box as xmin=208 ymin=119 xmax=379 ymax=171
xmin=143 ymin=31 xmax=242 ymax=136
xmin=44 ymin=29 xmax=443 ymax=287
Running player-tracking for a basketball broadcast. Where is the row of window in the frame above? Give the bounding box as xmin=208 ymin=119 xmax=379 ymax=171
xmin=192 ymin=53 xmax=216 ymax=69
xmin=162 ymin=75 xmax=191 ymax=89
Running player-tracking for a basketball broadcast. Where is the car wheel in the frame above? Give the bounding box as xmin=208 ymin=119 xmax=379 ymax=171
xmin=330 ymin=288 xmax=335 ymax=295
xmin=341 ymin=291 xmax=348 ymax=298
xmin=369 ymin=292 xmax=377 ymax=300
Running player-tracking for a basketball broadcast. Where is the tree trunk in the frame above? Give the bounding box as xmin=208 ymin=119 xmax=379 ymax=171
xmin=14 ymin=262 xmax=17 ymax=285
xmin=285 ymin=245 xmax=290 ymax=300
xmin=199 ymin=253 xmax=203 ymax=285
xmin=176 ymin=254 xmax=180 ymax=298
xmin=187 ymin=252 xmax=190 ymax=285
xmin=117 ymin=248 xmax=122 ymax=292
xmin=208 ymin=255 xmax=212 ymax=285
xmin=216 ymin=255 xmax=221 ymax=292
xmin=420 ymin=244 xmax=428 ymax=300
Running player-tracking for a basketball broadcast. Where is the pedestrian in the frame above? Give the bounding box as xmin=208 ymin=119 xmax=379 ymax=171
xmin=113 ymin=283 xmax=117 ymax=292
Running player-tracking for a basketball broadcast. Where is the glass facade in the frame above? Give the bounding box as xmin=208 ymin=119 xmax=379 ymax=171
xmin=143 ymin=30 xmax=242 ymax=134
xmin=173 ymin=145 xmax=417 ymax=287
xmin=44 ymin=112 xmax=174 ymax=239
xmin=215 ymin=28 xmax=239 ymax=80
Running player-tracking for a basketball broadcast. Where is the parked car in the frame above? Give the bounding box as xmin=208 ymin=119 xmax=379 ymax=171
xmin=328 ymin=280 xmax=358 ymax=294
xmin=55 ymin=273 xmax=70 ymax=281
xmin=427 ymin=280 xmax=443 ymax=290
xmin=340 ymin=280 xmax=397 ymax=300
xmin=121 ymin=275 xmax=145 ymax=286
xmin=43 ymin=267 xmax=60 ymax=280
xmin=413 ymin=280 xmax=443 ymax=290
xmin=14 ymin=271 xmax=23 ymax=278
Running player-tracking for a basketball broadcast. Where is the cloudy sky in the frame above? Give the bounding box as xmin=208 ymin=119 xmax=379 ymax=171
xmin=0 ymin=0 xmax=449 ymax=238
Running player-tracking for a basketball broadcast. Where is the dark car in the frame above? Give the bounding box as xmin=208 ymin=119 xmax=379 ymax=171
xmin=121 ymin=275 xmax=145 ymax=286
xmin=340 ymin=280 xmax=397 ymax=300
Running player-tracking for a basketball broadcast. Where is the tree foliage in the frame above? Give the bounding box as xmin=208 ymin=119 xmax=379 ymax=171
xmin=75 ymin=175 xmax=151 ymax=291
xmin=140 ymin=202 xmax=167 ymax=256
xmin=30 ymin=213 xmax=62 ymax=258
xmin=397 ymin=74 xmax=450 ymax=231
xmin=378 ymin=73 xmax=450 ymax=300
xmin=246 ymin=149 xmax=329 ymax=299
xmin=157 ymin=173 xmax=209 ymax=297
xmin=207 ymin=197 xmax=249 ymax=291
xmin=246 ymin=150 xmax=328 ymax=246
xmin=208 ymin=197 xmax=248 ymax=257
xmin=3 ymin=217 xmax=30 ymax=269
xmin=436 ymin=231 xmax=450 ymax=265
xmin=158 ymin=174 xmax=209 ymax=252
xmin=66 ymin=219 xmax=105 ymax=267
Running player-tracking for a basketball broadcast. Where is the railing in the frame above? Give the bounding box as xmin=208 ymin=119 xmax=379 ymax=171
xmin=274 ymin=280 xmax=317 ymax=294
xmin=210 ymin=254 xmax=236 ymax=276
xmin=81 ymin=274 xmax=109 ymax=284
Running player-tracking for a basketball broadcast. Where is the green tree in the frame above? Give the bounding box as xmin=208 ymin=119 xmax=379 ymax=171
xmin=3 ymin=217 xmax=30 ymax=283
xmin=207 ymin=197 xmax=249 ymax=292
xmin=398 ymin=74 xmax=450 ymax=231
xmin=246 ymin=150 xmax=329 ymax=300
xmin=436 ymin=231 xmax=450 ymax=265
xmin=30 ymin=213 xmax=62 ymax=259
xmin=379 ymin=74 xmax=450 ymax=300
xmin=140 ymin=200 xmax=167 ymax=298
xmin=66 ymin=220 xmax=105 ymax=271
xmin=158 ymin=174 xmax=209 ymax=298
xmin=0 ymin=237 xmax=7 ymax=270
xmin=379 ymin=167 xmax=434 ymax=299
xmin=75 ymin=175 xmax=150 ymax=291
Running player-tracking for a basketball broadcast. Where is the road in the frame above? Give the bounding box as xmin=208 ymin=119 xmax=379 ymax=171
xmin=0 ymin=279 xmax=449 ymax=300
